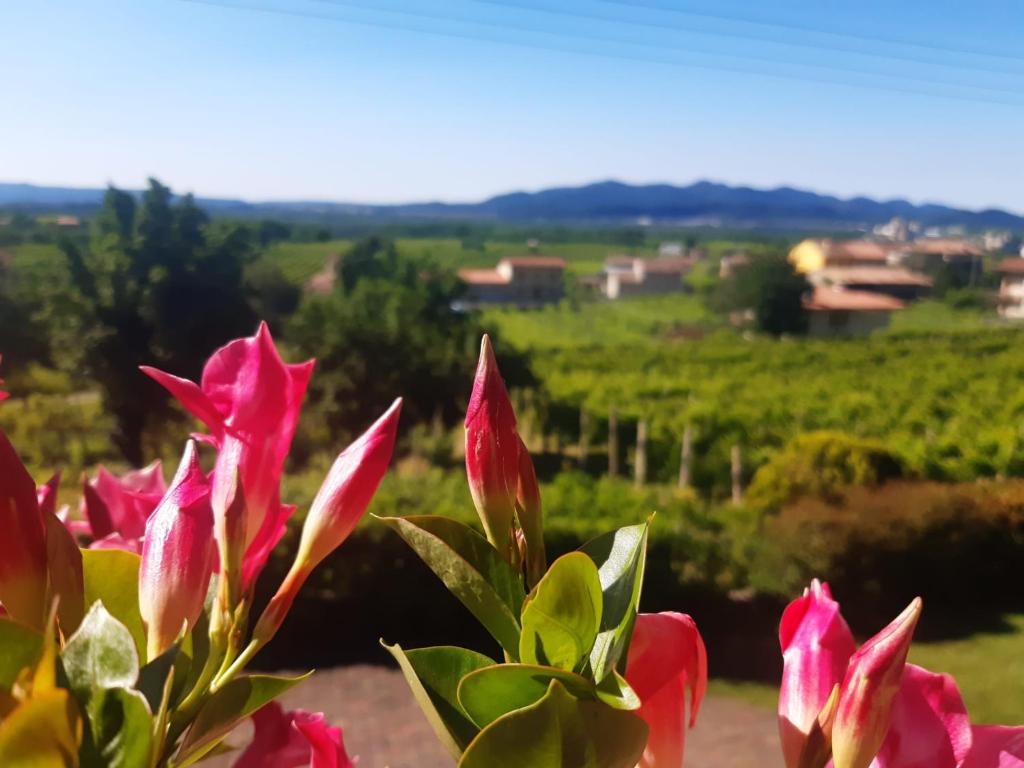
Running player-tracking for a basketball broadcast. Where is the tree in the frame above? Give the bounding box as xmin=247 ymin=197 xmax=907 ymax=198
xmin=288 ymin=237 xmax=531 ymax=449
xmin=0 ymin=253 xmax=50 ymax=368
xmin=59 ymin=179 xmax=257 ymax=463
xmin=715 ymin=251 xmax=810 ymax=336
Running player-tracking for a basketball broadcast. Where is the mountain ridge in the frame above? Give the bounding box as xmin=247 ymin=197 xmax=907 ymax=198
xmin=2 ymin=179 xmax=1021 ymax=230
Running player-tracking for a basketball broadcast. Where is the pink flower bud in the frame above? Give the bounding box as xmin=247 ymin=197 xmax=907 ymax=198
xmin=832 ymin=597 xmax=923 ymax=768
xmin=464 ymin=335 xmax=519 ymax=552
xmin=252 ymin=399 xmax=401 ymax=646
xmin=778 ymin=580 xmax=856 ymax=768
xmin=0 ymin=428 xmax=48 ymax=629
xmin=626 ymin=612 xmax=708 ymax=768
xmin=515 ymin=434 xmax=545 ymax=587
xmin=139 ymin=441 xmax=216 ymax=660
xmin=233 ymin=702 xmax=355 ymax=768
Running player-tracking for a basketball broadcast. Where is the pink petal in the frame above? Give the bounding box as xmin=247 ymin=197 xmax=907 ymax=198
xmin=778 ymin=580 xmax=856 ymax=768
xmin=141 ymin=365 xmax=227 ymax=440
xmin=626 ymin=612 xmax=708 ymax=767
xmin=138 ymin=442 xmax=215 ymax=659
xmin=872 ymin=664 xmax=971 ymax=768
xmin=0 ymin=428 xmax=48 ymax=629
xmin=964 ymin=727 xmax=1024 ymax=768
xmin=233 ymin=703 xmax=355 ymax=768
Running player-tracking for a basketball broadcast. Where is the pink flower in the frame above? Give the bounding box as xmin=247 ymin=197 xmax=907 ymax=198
xmin=832 ymin=598 xmax=923 ymax=768
xmin=464 ymin=335 xmax=519 ymax=553
xmin=0 ymin=428 xmax=48 ymax=629
xmin=79 ymin=461 xmax=166 ymax=552
xmin=252 ymin=400 xmax=402 ymax=646
xmin=515 ymin=434 xmax=545 ymax=587
xmin=964 ymin=726 xmax=1024 ymax=767
xmin=625 ymin=612 xmax=708 ymax=767
xmin=872 ymin=664 xmax=971 ymax=768
xmin=233 ymin=702 xmax=355 ymax=768
xmin=138 ymin=441 xmax=216 ymax=660
xmin=143 ymin=322 xmax=314 ymax=591
xmin=778 ymin=579 xmax=856 ymax=768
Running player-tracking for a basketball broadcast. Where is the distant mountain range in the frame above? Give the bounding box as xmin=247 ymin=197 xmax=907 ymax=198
xmin=2 ymin=179 xmax=1022 ymax=231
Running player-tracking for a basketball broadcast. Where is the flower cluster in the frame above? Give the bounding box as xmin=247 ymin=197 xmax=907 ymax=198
xmin=0 ymin=323 xmax=400 ymax=766
xmin=779 ymin=579 xmax=1024 ymax=768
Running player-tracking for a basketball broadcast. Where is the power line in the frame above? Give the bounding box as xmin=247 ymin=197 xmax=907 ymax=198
xmin=174 ymin=0 xmax=1024 ymax=108
xmin=604 ymin=0 xmax=1024 ymax=66
xmin=310 ymin=0 xmax=1023 ymax=99
xmin=474 ymin=0 xmax=1024 ymax=79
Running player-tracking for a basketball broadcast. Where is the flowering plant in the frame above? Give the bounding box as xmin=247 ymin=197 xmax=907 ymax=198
xmin=0 ymin=324 xmax=400 ymax=767
xmin=382 ymin=337 xmax=707 ymax=767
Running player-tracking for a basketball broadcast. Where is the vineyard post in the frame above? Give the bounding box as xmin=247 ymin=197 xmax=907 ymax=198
xmin=578 ymin=407 xmax=590 ymax=469
xmin=608 ymin=406 xmax=619 ymax=477
xmin=731 ymin=443 xmax=744 ymax=505
xmin=635 ymin=419 xmax=648 ymax=487
xmin=679 ymin=423 xmax=693 ymax=489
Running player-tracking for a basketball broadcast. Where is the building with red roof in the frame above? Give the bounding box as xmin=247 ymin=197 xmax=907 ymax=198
xmin=456 ymin=255 xmax=567 ymax=308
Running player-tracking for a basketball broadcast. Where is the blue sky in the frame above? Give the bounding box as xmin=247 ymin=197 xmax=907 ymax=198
xmin=2 ymin=0 xmax=1024 ymax=210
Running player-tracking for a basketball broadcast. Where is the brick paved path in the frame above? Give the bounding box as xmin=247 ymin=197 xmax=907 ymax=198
xmin=205 ymin=665 xmax=781 ymax=767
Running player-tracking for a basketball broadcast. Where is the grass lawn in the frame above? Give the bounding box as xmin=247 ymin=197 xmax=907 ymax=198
xmin=711 ymin=614 xmax=1024 ymax=724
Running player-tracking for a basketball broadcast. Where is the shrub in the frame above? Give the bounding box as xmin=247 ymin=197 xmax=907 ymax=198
xmin=746 ymin=430 xmax=906 ymax=511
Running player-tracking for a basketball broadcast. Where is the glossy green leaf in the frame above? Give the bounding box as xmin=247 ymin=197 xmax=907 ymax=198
xmin=458 ymin=680 xmax=648 ymax=768
xmin=82 ymin=549 xmax=146 ymax=661
xmin=176 ymin=672 xmax=310 ymax=766
xmin=137 ymin=645 xmax=179 ymax=713
xmin=82 ymin=687 xmax=153 ymax=768
xmin=580 ymin=522 xmax=649 ymax=682
xmin=457 ymin=663 xmax=592 ymax=729
xmin=62 ymin=602 xmax=139 ymax=701
xmin=383 ymin=642 xmax=494 ymax=758
xmin=0 ymin=689 xmax=81 ymax=767
xmin=594 ymin=670 xmax=641 ymax=711
xmin=519 ymin=552 xmax=602 ymax=673
xmin=377 ymin=515 xmax=525 ymax=657
xmin=0 ymin=618 xmax=43 ymax=690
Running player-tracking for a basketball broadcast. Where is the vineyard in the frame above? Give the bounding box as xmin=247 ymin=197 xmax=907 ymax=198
xmin=485 ymin=300 xmax=1024 ymax=495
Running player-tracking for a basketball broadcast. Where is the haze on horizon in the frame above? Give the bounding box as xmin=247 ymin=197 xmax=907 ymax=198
xmin=2 ymin=0 xmax=1023 ymax=213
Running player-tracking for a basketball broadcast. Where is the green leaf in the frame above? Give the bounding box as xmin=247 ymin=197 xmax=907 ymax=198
xmin=82 ymin=688 xmax=154 ymax=768
xmin=176 ymin=672 xmax=310 ymax=767
xmin=458 ymin=680 xmax=648 ymax=768
xmin=580 ymin=522 xmax=649 ymax=682
xmin=457 ymin=663 xmax=592 ymax=729
xmin=0 ymin=689 xmax=82 ymax=767
xmin=383 ymin=642 xmax=494 ymax=758
xmin=0 ymin=618 xmax=43 ymax=690
xmin=137 ymin=645 xmax=179 ymax=714
xmin=377 ymin=515 xmax=525 ymax=658
xmin=82 ymin=549 xmax=146 ymax=661
xmin=593 ymin=671 xmax=641 ymax=711
xmin=62 ymin=602 xmax=140 ymax=702
xmin=519 ymin=552 xmax=602 ymax=673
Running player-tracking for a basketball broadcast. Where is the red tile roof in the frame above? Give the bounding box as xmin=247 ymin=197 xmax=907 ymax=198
xmin=903 ymin=238 xmax=985 ymax=257
xmin=498 ymin=256 xmax=568 ymax=268
xmin=645 ymin=256 xmax=696 ymax=273
xmin=457 ymin=268 xmax=509 ymax=285
xmin=995 ymin=258 xmax=1024 ymax=275
xmin=815 ymin=266 xmax=933 ymax=287
xmin=804 ymin=286 xmax=905 ymax=311
xmin=823 ymin=239 xmax=893 ymax=261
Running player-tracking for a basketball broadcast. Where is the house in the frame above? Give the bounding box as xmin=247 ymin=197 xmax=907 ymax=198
xmin=892 ymin=238 xmax=985 ymax=285
xmin=719 ymin=252 xmax=750 ymax=279
xmin=592 ymin=255 xmax=694 ymax=299
xmin=809 ymin=266 xmax=933 ymax=301
xmin=456 ymin=255 xmax=566 ymax=308
xmin=804 ymin=286 xmax=905 ymax=337
xmin=790 ymin=238 xmax=896 ymax=273
xmin=995 ymin=258 xmax=1024 ymax=319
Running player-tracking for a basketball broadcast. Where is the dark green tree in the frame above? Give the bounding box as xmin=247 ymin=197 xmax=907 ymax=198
xmin=60 ymin=179 xmax=257 ymax=463
xmin=289 ymin=237 xmax=531 ymax=448
xmin=715 ymin=251 xmax=810 ymax=336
